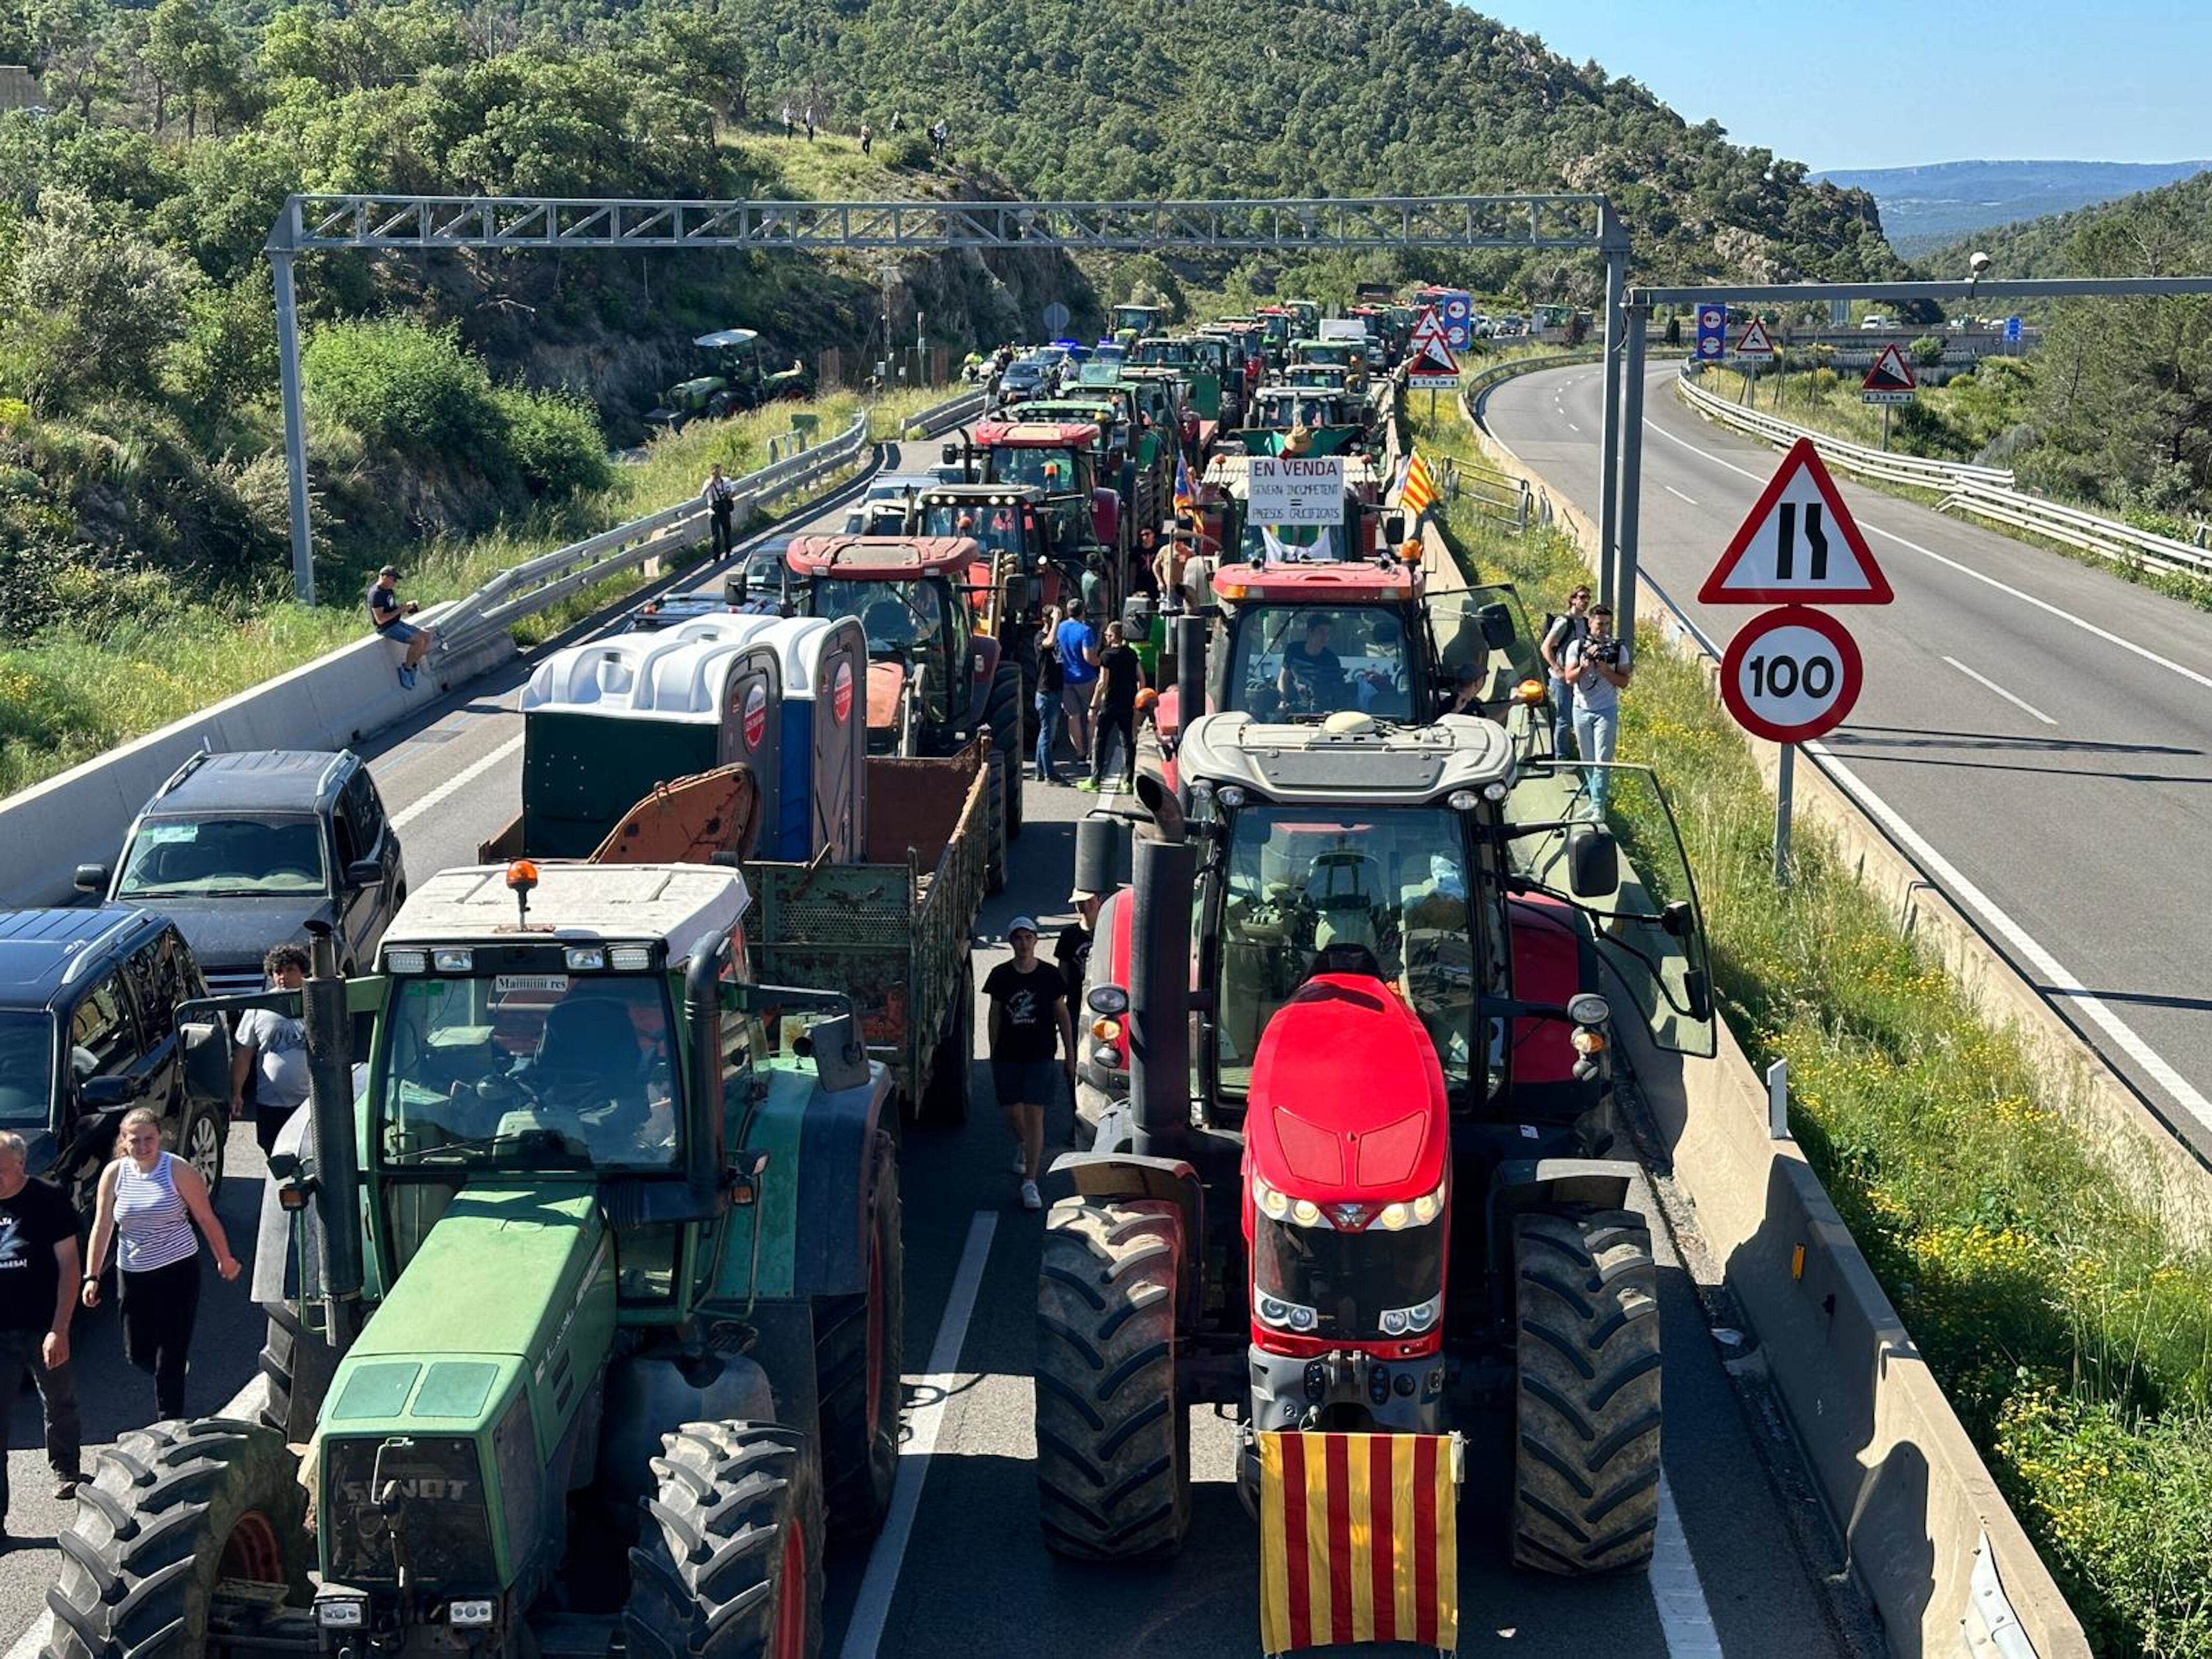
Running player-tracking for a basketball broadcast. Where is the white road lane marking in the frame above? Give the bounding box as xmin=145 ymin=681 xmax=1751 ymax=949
xmin=1663 ymin=484 xmax=1699 ymax=506
xmin=1643 ymin=416 xmax=2212 ymax=691
xmin=1566 ymin=420 xmax=1582 ymax=432
xmin=1941 ymin=656 xmax=2057 ymax=725
xmin=389 ymin=731 xmax=525 ymax=832
xmin=1811 ymin=742 xmax=2212 ymax=1131
xmin=1653 ymin=1473 xmax=1725 ymax=1657
xmin=4 ymin=1608 xmax=47 ymax=1659
xmin=843 ymin=1210 xmax=999 ymax=1659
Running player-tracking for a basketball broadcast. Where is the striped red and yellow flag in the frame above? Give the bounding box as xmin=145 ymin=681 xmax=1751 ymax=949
xmin=1399 ymin=450 xmax=1440 ymax=518
xmin=1257 ymin=1431 xmax=1459 ymax=1654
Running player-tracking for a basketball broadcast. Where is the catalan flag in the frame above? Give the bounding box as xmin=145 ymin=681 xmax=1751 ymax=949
xmin=1399 ymin=450 xmax=1440 ymax=519
xmin=1257 ymin=1431 xmax=1460 ymax=1655
xmin=1173 ymin=450 xmax=1199 ymax=519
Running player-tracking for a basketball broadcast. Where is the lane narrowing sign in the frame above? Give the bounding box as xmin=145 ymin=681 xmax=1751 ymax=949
xmin=1699 ymin=438 xmax=1894 ymax=605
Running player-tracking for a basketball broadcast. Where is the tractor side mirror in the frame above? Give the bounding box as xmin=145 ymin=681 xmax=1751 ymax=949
xmin=941 ymin=442 xmax=960 ymax=466
xmin=1662 ymin=900 xmax=1695 ymax=939
xmin=726 ymin=572 xmax=748 ymax=607
xmin=797 ymin=1013 xmax=869 ymax=1094
xmin=179 ymin=1020 xmax=234 ymax=1108
xmin=1566 ymin=824 xmax=1619 ymax=898
xmin=1477 ymin=603 xmax=1515 ymax=651
xmin=1381 ymin=511 xmax=1406 ymax=546
xmin=1684 ymin=967 xmax=1713 ymax=1023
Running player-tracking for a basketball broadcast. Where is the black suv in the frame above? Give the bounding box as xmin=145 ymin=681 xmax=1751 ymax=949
xmin=0 ymin=909 xmax=232 ymax=1212
xmin=78 ymin=750 xmax=408 ymax=996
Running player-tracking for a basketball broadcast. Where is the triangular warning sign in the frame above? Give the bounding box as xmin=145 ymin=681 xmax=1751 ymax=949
xmin=1698 ymin=438 xmax=1894 ymax=605
xmin=1409 ymin=307 xmax=1451 ymax=351
xmin=1862 ymin=343 xmax=1917 ymax=393
xmin=1734 ymin=316 xmax=1776 ymax=358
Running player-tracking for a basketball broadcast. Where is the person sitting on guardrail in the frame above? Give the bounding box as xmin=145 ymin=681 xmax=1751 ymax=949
xmin=367 ymin=564 xmax=434 ymax=690
xmin=701 ymin=462 xmax=738 ymax=559
xmin=1563 ymin=603 xmax=1631 ymax=817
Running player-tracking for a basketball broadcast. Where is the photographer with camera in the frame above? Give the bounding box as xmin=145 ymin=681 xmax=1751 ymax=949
xmin=1562 ymin=602 xmax=1631 ymax=817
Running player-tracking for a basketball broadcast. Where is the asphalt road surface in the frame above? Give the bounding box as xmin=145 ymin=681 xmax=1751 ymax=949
xmin=0 ymin=443 xmax=1864 ymax=1657
xmin=1485 ymin=361 xmax=2212 ymax=1158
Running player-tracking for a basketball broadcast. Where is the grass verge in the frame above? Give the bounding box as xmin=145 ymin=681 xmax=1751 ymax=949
xmin=1412 ymin=390 xmax=2212 ymax=1658
xmin=0 ymin=386 xmax=948 ymax=796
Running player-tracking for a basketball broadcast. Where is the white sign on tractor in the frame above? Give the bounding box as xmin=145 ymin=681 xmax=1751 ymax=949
xmin=1246 ymin=456 xmax=1346 ymax=526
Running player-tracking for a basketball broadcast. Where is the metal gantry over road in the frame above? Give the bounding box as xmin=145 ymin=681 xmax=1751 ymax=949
xmin=262 ymin=190 xmax=1627 ymax=601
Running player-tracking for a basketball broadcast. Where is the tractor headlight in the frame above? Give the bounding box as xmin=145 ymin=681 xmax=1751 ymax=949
xmin=1258 ymin=1294 xmax=1320 ymax=1332
xmin=1382 ymin=1296 xmax=1440 ymax=1335
xmin=1376 ymin=1175 xmax=1447 ymax=1231
xmin=1091 ymin=1041 xmax=1121 ymax=1067
xmin=1291 ymin=1198 xmax=1322 ymax=1228
xmin=431 ymin=949 xmax=473 ymax=973
xmin=564 ymin=947 xmax=607 ymax=970
xmin=1254 ymin=1176 xmax=1291 ymax=1221
xmin=316 ymin=1596 xmax=368 ymax=1629
xmin=447 ymin=1600 xmax=496 ymax=1629
xmin=1566 ymin=993 xmax=1611 ymax=1027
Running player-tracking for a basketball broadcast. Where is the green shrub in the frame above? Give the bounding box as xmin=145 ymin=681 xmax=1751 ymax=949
xmin=303 ymin=316 xmax=505 ymax=470
xmin=1909 ymin=333 xmax=1946 ymax=367
xmin=493 ymin=387 xmax=609 ymax=499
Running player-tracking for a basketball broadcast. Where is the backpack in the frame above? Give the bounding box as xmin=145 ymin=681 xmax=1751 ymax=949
xmin=1541 ymin=612 xmax=1587 ymax=671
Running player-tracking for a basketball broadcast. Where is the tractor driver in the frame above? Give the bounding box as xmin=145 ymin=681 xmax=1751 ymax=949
xmin=1276 ymin=616 xmax=1350 ymax=712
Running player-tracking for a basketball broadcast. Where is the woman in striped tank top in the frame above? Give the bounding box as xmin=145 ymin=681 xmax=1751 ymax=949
xmin=82 ymin=1108 xmax=240 ymax=1420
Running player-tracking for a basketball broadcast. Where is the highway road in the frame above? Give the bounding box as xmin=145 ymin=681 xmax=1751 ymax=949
xmin=0 ymin=445 xmax=1867 ymax=1657
xmin=1485 ymin=361 xmax=2212 ymax=1158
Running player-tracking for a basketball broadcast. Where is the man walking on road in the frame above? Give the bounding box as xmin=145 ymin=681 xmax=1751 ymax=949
xmin=1563 ymin=602 xmax=1631 ymax=816
xmin=0 ymin=1131 xmax=84 ymax=1530
xmin=1082 ymin=621 xmax=1145 ymax=793
xmin=985 ymin=920 xmax=1074 ymax=1210
xmin=1055 ymin=598 xmax=1100 ymax=767
xmin=701 ymin=462 xmax=738 ymax=559
xmin=1539 ymin=585 xmax=1591 ymax=759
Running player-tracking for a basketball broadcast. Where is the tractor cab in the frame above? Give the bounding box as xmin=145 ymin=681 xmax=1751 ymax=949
xmin=1243 ymin=385 xmax=1366 ymax=444
xmin=1289 ymin=337 xmax=1368 ymax=394
xmin=643 ymin=328 xmax=810 ymax=430
xmin=781 ymin=534 xmax=998 ymax=753
xmin=1111 ymin=302 xmax=1168 ymax=345
xmin=1282 ymin=362 xmax=1355 ymax=395
xmin=957 ymin=419 xmax=1122 ymax=561
xmin=1131 ymin=334 xmax=1233 ymax=423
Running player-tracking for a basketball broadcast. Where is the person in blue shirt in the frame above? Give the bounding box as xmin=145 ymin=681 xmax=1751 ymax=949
xmin=1054 ymin=598 xmax=1101 ymax=765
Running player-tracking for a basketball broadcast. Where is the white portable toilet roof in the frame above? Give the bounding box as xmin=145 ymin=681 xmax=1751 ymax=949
xmin=670 ymin=614 xmax=855 ymax=695
xmin=521 ymin=636 xmax=769 ymax=723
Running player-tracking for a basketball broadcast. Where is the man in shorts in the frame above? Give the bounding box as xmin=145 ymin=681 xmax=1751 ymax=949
xmin=367 ymin=565 xmax=435 ymax=689
xmin=983 ymin=918 xmax=1075 ymax=1210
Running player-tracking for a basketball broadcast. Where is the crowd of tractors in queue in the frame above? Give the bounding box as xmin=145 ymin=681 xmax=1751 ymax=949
xmin=35 ymin=286 xmax=1717 ymax=1659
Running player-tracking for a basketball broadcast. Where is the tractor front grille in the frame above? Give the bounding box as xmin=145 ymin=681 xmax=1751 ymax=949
xmin=323 ymin=1435 xmax=496 ymax=1589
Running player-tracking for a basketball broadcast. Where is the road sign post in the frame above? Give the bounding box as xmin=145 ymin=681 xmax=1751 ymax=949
xmin=1860 ymin=343 xmax=1917 ymax=450
xmin=1774 ymin=741 xmax=1795 ymax=885
xmin=1406 ymin=305 xmax=1462 ymax=427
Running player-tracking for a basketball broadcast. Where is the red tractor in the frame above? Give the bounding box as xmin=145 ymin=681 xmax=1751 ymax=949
xmin=773 ymin=534 xmax=1026 ymax=885
xmin=950 ymin=419 xmax=1125 ymax=567
xmin=1038 ymin=709 xmax=1715 ymax=1580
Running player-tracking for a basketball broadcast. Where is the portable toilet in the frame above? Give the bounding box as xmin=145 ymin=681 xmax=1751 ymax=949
xmin=514 ymin=633 xmax=783 ymax=859
xmin=672 ymin=615 xmax=868 ymax=863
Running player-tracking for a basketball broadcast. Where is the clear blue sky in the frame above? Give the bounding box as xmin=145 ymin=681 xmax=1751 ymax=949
xmin=1496 ymin=1 xmax=2210 ymax=170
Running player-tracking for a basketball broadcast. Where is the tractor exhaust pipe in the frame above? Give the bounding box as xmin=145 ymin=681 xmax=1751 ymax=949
xmin=1126 ymin=833 xmax=1194 ymax=1158
xmin=1174 ymin=613 xmax=1205 ymax=775
xmin=302 ymin=922 xmax=365 ymax=1347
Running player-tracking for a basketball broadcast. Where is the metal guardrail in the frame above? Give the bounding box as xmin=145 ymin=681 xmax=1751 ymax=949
xmin=1675 ymin=366 xmax=2212 ymax=580
xmin=434 ymin=389 xmax=986 ymax=654
xmin=1676 ymin=364 xmax=2017 ymax=490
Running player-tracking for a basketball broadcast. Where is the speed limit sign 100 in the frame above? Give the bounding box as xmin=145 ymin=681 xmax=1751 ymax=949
xmin=1719 ymin=606 xmax=1864 ymax=743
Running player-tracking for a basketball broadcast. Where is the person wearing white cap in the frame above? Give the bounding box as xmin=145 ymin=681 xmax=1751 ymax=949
xmin=983 ymin=918 xmax=1075 ymax=1210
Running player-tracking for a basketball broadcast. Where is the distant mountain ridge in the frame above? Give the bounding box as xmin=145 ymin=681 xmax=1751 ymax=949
xmin=1813 ymin=159 xmax=2212 ymax=254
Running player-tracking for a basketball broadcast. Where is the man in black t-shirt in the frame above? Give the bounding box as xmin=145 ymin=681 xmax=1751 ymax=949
xmin=1276 ymin=616 xmax=1348 ymax=712
xmin=0 ymin=1131 xmax=84 ymax=1527
xmin=1082 ymin=622 xmax=1146 ymax=793
xmin=983 ymin=918 xmax=1075 ymax=1210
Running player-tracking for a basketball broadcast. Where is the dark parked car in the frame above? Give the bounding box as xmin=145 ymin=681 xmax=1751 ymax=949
xmin=0 ymin=908 xmax=232 ymax=1211
xmin=78 ymin=750 xmax=407 ymax=996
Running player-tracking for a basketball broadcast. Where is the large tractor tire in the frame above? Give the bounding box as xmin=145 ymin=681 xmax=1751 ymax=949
xmin=627 ymin=1423 xmax=824 ymax=1659
xmin=915 ymin=957 xmax=974 ymax=1128
xmin=46 ymin=1419 xmax=310 ymax=1659
xmin=1511 ymin=1206 xmax=1663 ymax=1575
xmin=983 ymin=750 xmax=1011 ymax=895
xmin=1033 ymin=1198 xmax=1189 ymax=1561
xmin=815 ymin=1132 xmax=906 ymax=1544
xmin=985 ymin=662 xmax=1025 ymax=845
xmin=256 ymin=1302 xmax=338 ymax=1443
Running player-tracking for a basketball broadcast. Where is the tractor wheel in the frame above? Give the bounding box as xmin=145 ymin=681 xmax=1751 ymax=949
xmin=626 ymin=1422 xmax=823 ymax=1659
xmin=983 ymin=750 xmax=1010 ymax=895
xmin=1033 ymin=1198 xmax=1189 ymax=1561
xmin=256 ymin=1302 xmax=338 ymax=1443
xmin=706 ymin=391 xmax=735 ymax=420
xmin=916 ymin=957 xmax=974 ymax=1127
xmin=985 ymin=662 xmax=1025 ymax=843
xmin=45 ymin=1419 xmax=310 ymax=1659
xmin=1511 ymin=1206 xmax=1663 ymax=1575
xmin=814 ymin=1132 xmax=905 ymax=1545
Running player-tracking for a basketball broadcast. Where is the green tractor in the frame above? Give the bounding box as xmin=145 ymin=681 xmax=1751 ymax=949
xmin=45 ymin=863 xmax=904 ymax=1659
xmin=646 ymin=329 xmax=813 ymax=430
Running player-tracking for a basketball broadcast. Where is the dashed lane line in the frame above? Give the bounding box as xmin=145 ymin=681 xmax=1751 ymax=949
xmin=389 ymin=731 xmax=526 ymax=832
xmin=842 ymin=1211 xmax=999 ymax=1659
xmin=1941 ymin=654 xmax=2057 ymax=726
